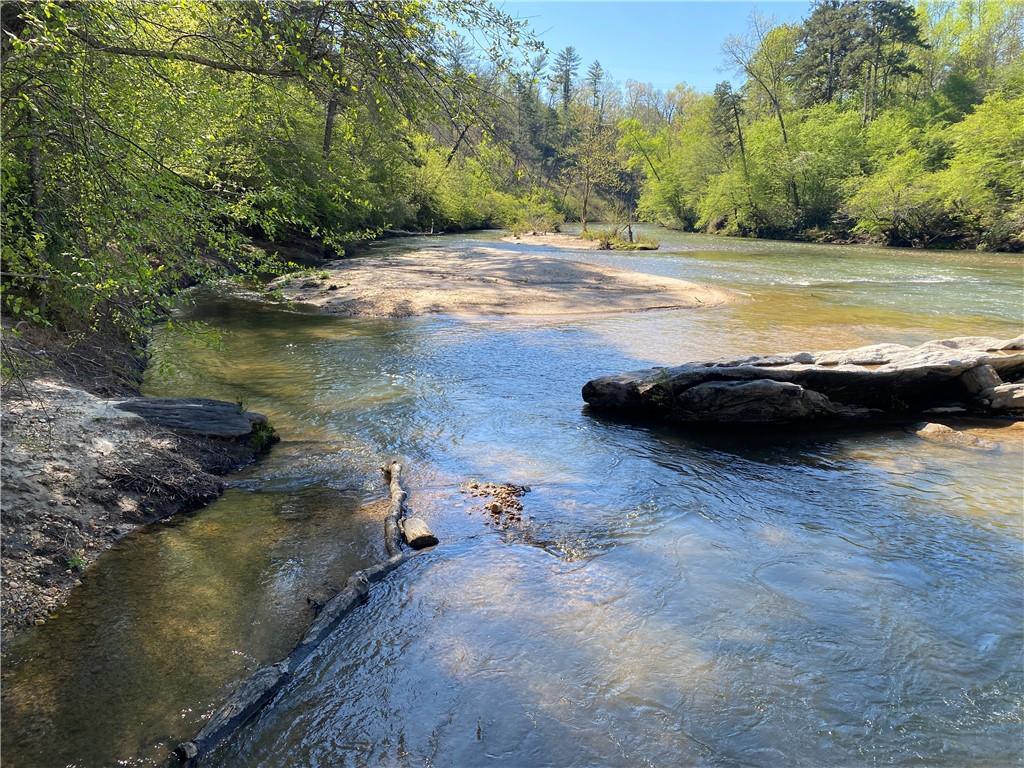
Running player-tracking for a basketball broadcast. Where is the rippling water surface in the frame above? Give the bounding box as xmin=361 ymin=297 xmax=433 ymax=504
xmin=3 ymin=230 xmax=1022 ymax=767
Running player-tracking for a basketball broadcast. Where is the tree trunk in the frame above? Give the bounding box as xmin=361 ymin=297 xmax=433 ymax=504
xmin=382 ymin=461 xmax=408 ymax=556
xmin=26 ymin=109 xmax=44 ymax=232
xmin=770 ymin=101 xmax=800 ymax=213
xmin=581 ymin=179 xmax=591 ymax=231
xmin=322 ymin=92 xmax=339 ymax=158
xmin=445 ymin=124 xmax=470 ymax=168
xmin=399 ymin=517 xmax=438 ymax=549
xmin=772 ymin=99 xmax=789 ymax=146
xmin=733 ymin=109 xmax=749 ymax=179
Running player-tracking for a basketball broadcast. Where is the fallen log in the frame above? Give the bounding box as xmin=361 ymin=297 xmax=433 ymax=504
xmin=399 ymin=517 xmax=438 ymax=549
xmin=174 ymin=461 xmax=435 ymax=765
xmin=382 ymin=460 xmax=406 ymax=556
xmin=175 ymin=662 xmax=290 ymax=761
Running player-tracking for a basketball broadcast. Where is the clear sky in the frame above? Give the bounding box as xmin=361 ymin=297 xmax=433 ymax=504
xmin=501 ymin=1 xmax=814 ymax=92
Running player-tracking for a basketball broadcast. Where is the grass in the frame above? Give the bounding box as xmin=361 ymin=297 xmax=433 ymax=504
xmin=248 ymin=420 xmax=279 ymax=452
xmin=66 ymin=551 xmax=87 ymax=572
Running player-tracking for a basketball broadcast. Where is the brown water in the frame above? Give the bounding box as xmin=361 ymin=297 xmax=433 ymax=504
xmin=2 ymin=229 xmax=1022 ymax=767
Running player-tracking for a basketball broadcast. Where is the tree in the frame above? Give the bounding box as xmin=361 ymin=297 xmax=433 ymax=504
xmin=586 ymin=59 xmax=605 ymax=117
xmin=723 ymin=15 xmax=802 ymax=213
xmin=853 ymin=1 xmax=927 ymax=121
xmin=711 ymin=81 xmax=749 ymax=176
xmin=0 ymin=0 xmax=542 ymax=340
xmin=793 ymin=0 xmax=862 ymax=105
xmin=552 ymin=46 xmax=582 ymax=112
xmin=562 ymin=117 xmax=623 ymax=230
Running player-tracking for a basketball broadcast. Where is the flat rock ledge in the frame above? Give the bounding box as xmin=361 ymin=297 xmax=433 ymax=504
xmin=114 ymin=397 xmax=271 ymax=438
xmin=582 ymin=336 xmax=1024 ymax=425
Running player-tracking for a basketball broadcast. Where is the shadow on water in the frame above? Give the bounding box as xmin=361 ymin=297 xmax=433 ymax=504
xmin=2 ymin=230 xmax=1022 ymax=767
xmin=0 ymin=486 xmax=388 ymax=766
xmin=212 ymin=418 xmax=1023 ymax=767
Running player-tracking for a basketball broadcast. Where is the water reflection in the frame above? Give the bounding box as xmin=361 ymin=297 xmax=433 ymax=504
xmin=1 ymin=486 xmax=385 ymax=766
xmin=2 ymin=230 xmax=1021 ymax=767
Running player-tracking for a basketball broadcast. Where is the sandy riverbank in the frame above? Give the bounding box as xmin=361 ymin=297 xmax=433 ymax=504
xmin=500 ymin=233 xmax=601 ymax=249
xmin=273 ymin=243 xmax=735 ymax=317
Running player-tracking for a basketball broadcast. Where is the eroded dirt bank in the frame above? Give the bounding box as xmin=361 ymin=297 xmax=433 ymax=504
xmin=273 ymin=243 xmax=736 ymax=317
xmin=1 ymin=379 xmax=274 ymax=634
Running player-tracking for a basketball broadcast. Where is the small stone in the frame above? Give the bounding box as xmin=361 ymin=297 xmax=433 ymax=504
xmin=175 ymin=741 xmax=199 ymax=760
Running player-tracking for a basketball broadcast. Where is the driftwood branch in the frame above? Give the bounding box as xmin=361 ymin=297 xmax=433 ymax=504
xmin=174 ymin=461 xmax=437 ymax=765
xmin=382 ymin=460 xmax=406 ymax=557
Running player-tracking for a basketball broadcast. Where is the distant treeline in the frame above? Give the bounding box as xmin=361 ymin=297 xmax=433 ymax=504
xmin=624 ymin=1 xmax=1024 ymax=250
xmin=502 ymin=1 xmax=1023 ymax=251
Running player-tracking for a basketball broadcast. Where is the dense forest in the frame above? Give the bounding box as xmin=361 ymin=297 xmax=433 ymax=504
xmin=1 ymin=0 xmax=1022 ymax=346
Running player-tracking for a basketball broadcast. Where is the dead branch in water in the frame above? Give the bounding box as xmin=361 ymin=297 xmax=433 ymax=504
xmin=174 ymin=461 xmax=437 ymax=765
xmin=382 ymin=460 xmax=406 ymax=556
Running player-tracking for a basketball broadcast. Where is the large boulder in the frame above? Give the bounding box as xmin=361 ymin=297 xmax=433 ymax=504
xmin=582 ymin=336 xmax=1024 ymax=425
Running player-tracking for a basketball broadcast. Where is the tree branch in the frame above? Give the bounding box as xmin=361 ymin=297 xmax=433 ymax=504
xmin=68 ymin=28 xmax=300 ymax=78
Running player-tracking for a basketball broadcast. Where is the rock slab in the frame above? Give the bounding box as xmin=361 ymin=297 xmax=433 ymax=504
xmin=582 ymin=336 xmax=1024 ymax=425
xmin=115 ymin=397 xmax=269 ymax=438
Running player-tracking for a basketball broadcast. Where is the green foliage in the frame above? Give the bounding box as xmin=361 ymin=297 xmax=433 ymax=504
xmin=624 ymin=0 xmax=1023 ymax=249
xmin=579 ymin=228 xmax=658 ymax=250
xmin=66 ymin=551 xmax=86 ymax=572
xmin=843 ymin=90 xmax=1024 ymax=247
xmin=249 ymin=421 xmax=279 ymax=453
xmin=1 ymin=0 xmax=540 ymax=339
xmin=2 ymin=0 xmax=1020 ymax=362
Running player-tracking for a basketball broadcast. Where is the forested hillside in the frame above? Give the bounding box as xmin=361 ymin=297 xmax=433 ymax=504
xmin=2 ymin=0 xmax=1022 ymax=348
xmin=626 ymin=1 xmax=1024 ymax=250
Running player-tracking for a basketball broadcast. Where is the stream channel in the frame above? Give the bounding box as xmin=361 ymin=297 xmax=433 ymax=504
xmin=3 ymin=228 xmax=1022 ymax=767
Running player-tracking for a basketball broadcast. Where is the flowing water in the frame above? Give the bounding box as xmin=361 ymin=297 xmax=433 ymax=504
xmin=3 ymin=228 xmax=1023 ymax=767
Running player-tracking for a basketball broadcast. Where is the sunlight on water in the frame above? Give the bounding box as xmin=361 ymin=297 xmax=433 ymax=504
xmin=3 ymin=230 xmax=1021 ymax=767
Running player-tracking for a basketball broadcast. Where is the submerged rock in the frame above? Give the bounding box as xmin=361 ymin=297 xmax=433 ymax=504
xmin=912 ymin=422 xmax=997 ymax=450
xmin=582 ymin=336 xmax=1024 ymax=426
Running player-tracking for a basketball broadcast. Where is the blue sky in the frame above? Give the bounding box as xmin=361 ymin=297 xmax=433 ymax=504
xmin=501 ymin=1 xmax=814 ymax=92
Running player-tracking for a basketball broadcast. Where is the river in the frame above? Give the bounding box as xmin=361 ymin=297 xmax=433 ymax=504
xmin=3 ymin=227 xmax=1022 ymax=767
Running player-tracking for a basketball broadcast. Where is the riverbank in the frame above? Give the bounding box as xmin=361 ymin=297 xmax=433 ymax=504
xmin=1 ymin=372 xmax=276 ymax=635
xmin=272 ymin=241 xmax=736 ymax=316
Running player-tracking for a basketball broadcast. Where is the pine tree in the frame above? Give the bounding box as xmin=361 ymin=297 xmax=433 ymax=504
xmin=854 ymin=1 xmax=927 ymax=121
xmin=793 ymin=0 xmax=861 ymax=105
xmin=586 ymin=59 xmax=605 ymax=115
xmin=552 ymin=46 xmax=582 ymax=111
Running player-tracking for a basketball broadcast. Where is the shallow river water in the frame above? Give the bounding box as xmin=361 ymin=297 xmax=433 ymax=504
xmin=3 ymin=228 xmax=1023 ymax=767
